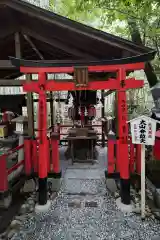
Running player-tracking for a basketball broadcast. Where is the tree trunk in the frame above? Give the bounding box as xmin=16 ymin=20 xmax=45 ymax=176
xmin=128 ymin=19 xmax=158 ymax=89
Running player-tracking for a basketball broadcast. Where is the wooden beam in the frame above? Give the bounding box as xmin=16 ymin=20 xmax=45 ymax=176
xmin=122 ymin=50 xmax=131 ymax=58
xmin=23 ymin=34 xmax=44 ymax=60
xmin=33 ymin=98 xmax=55 ymax=103
xmin=22 ymin=28 xmax=96 ymax=59
xmin=0 ymin=26 xmax=18 ymax=39
xmin=14 ymin=32 xmax=21 ymax=58
xmin=0 ymin=33 xmax=31 ymax=76
xmin=9 ymin=1 xmax=142 ymax=54
xmin=14 ymin=31 xmax=34 ymax=137
xmin=26 ymin=74 xmax=34 ymax=137
xmin=0 ymin=79 xmax=25 ymax=86
xmin=0 ymin=60 xmax=16 ymax=69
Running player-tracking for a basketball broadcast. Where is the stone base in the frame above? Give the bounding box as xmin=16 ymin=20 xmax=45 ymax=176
xmin=35 ymin=200 xmax=51 ymax=214
xmin=0 ymin=193 xmax=12 ymax=209
xmin=153 ymin=189 xmax=160 ymax=208
xmin=48 ymin=178 xmax=61 ymax=192
xmin=106 ymin=179 xmax=117 ymax=194
xmin=22 ymin=179 xmax=37 ymax=193
xmin=116 ymin=197 xmax=134 ymax=213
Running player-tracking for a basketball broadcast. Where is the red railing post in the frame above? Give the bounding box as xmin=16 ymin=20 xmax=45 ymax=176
xmin=0 ymin=154 xmax=8 ymax=192
xmin=116 ymin=68 xmax=130 ymax=205
xmin=116 ymin=139 xmax=120 ymax=172
xmin=46 ymin=137 xmax=50 ymax=173
xmin=153 ymin=131 xmax=160 ymax=160
xmin=51 ymin=133 xmax=61 ymax=177
xmin=52 ymin=139 xmax=59 ymax=173
xmin=107 ymin=139 xmax=115 ymax=173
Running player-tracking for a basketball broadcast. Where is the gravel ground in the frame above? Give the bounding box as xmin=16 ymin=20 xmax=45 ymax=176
xmin=11 ymin=147 xmax=160 ymax=240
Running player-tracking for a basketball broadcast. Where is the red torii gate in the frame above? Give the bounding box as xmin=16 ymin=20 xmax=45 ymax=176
xmin=11 ymin=57 xmax=144 ymax=207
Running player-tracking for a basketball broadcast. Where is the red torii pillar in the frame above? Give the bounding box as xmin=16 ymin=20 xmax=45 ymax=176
xmin=21 ymin=62 xmax=144 ymax=206
xmin=116 ymin=68 xmax=130 ymax=205
xmin=36 ymin=72 xmax=49 ymax=205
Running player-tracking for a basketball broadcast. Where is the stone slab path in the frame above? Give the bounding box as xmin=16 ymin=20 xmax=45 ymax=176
xmin=12 ymin=147 xmax=160 ymax=240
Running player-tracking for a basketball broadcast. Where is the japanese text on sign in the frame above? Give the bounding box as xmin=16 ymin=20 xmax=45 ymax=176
xmin=134 ymin=123 xmax=138 ymax=142
xmin=139 ymin=120 xmax=146 ymax=144
xmin=130 ymin=116 xmax=157 ymax=146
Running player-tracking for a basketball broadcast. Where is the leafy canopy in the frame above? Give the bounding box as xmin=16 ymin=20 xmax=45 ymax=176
xmin=50 ymin=0 xmax=159 ymax=72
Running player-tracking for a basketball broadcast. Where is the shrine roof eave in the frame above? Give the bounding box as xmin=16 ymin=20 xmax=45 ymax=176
xmin=1 ymin=0 xmax=153 ymax=56
xmin=10 ymin=50 xmax=156 ymax=69
xmin=0 ymin=0 xmax=156 ymax=80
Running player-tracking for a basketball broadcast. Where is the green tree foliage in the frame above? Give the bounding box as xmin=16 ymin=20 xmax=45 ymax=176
xmin=50 ymin=0 xmax=160 ymax=87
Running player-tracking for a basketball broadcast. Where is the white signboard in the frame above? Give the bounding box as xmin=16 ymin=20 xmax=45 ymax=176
xmin=128 ymin=115 xmax=160 ymax=219
xmin=129 ymin=115 xmax=157 ymax=146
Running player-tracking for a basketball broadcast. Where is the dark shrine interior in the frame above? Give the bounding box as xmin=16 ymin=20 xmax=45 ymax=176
xmin=0 ymin=95 xmax=26 ymax=115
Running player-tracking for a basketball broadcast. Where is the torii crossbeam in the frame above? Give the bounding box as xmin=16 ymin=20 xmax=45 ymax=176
xmin=11 ymin=56 xmax=145 ymax=208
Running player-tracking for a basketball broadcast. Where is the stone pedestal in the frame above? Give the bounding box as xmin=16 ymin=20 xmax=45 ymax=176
xmin=116 ymin=197 xmax=134 ymax=213
xmin=35 ymin=200 xmax=51 ymax=214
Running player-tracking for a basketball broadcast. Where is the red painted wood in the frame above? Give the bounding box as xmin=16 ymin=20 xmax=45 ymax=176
xmin=116 ymin=139 xmax=120 ymax=172
xmin=7 ymin=160 xmax=24 ymax=175
xmin=46 ymin=138 xmax=50 ymax=173
xmin=20 ymin=62 xmax=144 ymax=74
xmin=32 ymin=139 xmax=38 ymax=172
xmin=153 ymin=138 xmax=160 ymax=160
xmin=3 ymin=145 xmax=24 ymax=157
xmin=20 ymin=61 xmax=145 ymax=180
xmin=23 ymin=78 xmax=143 ymax=92
xmin=23 ymin=78 xmax=118 ymax=92
xmin=0 ymin=155 xmax=8 ymax=192
xmin=2 ymin=111 xmax=8 ymax=122
xmin=116 ymin=68 xmax=130 ymax=179
xmin=38 ymin=72 xmax=49 ymax=178
xmin=155 ymin=130 xmax=160 ymax=138
xmin=125 ymin=79 xmax=144 ymax=89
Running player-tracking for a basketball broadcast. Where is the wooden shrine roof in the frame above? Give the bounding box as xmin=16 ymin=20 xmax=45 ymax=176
xmin=0 ymin=0 xmax=156 ymax=81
